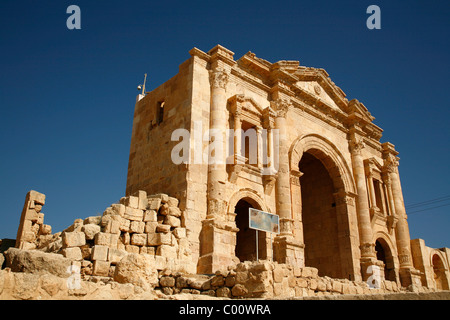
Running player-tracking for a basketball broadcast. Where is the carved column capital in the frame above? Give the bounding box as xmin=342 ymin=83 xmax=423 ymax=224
xmin=270 ymin=98 xmax=291 ymax=118
xmin=209 ymin=67 xmax=229 ymax=90
xmin=349 ymin=138 xmax=365 ymax=155
xmin=383 ymin=154 xmax=399 ymax=174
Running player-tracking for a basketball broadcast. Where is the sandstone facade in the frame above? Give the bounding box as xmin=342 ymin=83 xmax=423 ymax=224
xmin=125 ymin=45 xmax=450 ymax=290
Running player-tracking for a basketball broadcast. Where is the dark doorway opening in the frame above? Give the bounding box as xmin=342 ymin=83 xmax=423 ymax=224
xmin=235 ymin=199 xmax=266 ymax=262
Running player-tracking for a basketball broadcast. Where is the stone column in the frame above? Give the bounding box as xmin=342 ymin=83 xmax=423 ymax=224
xmin=270 ymin=98 xmax=303 ymax=267
xmin=378 ymin=182 xmax=388 ymax=214
xmin=206 ymin=67 xmax=229 ymax=219
xmin=256 ymin=126 xmax=263 ymax=169
xmin=198 ymin=65 xmax=237 ymax=274
xmin=234 ymin=108 xmax=242 ymax=160
xmin=382 ymin=144 xmax=421 ymax=286
xmin=382 ymin=173 xmax=396 ymax=216
xmin=349 ymin=131 xmax=377 ymax=279
xmin=366 ymin=171 xmax=378 ymax=210
xmin=271 ymin=98 xmax=293 ymax=236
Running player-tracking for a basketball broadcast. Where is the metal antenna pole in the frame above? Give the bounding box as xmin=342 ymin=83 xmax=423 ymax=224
xmin=142 ymin=73 xmax=147 ymax=95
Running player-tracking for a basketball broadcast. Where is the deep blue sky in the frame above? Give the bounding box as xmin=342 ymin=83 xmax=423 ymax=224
xmin=1 ymin=1 xmax=449 ymax=249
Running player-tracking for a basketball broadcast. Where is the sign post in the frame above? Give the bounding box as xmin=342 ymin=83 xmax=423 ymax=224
xmin=248 ymin=208 xmax=280 ymax=261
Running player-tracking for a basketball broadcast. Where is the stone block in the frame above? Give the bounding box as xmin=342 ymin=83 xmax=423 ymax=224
xmin=140 ymin=246 xmax=155 ymax=255
xmin=231 ymin=284 xmax=248 ymax=297
xmin=131 ymin=233 xmax=147 ymax=246
xmin=94 ymin=232 xmax=119 ymax=249
xmin=160 ymin=276 xmax=175 ymax=287
xmin=39 ymin=224 xmax=52 ymax=235
xmin=159 ymin=203 xmax=169 ymax=216
xmin=273 ymin=266 xmax=285 ymax=283
xmin=119 ymin=218 xmax=130 ymax=232
xmin=130 ymin=221 xmax=145 ymax=233
xmin=143 ymin=210 xmax=157 ymax=222
xmin=111 ymin=204 xmax=125 ymax=216
xmin=168 ymin=207 xmax=181 ymax=217
xmin=156 ymin=245 xmax=177 ymax=259
xmin=332 ymin=280 xmax=343 ymax=293
xmin=83 ymin=216 xmax=102 ymax=225
xmin=145 ymin=222 xmax=158 ymax=233
xmin=125 ymin=196 xmax=139 ymax=209
xmin=216 ymin=287 xmax=231 ymax=298
xmin=132 ymin=190 xmax=148 ymax=210
xmin=297 ymin=278 xmax=308 ymax=288
xmin=125 ymin=245 xmax=140 ymax=254
xmin=108 ymin=248 xmax=128 ymax=264
xmin=151 ymin=193 xmax=169 ymax=203
xmin=147 ymin=198 xmax=162 ymax=211
xmin=173 ymin=227 xmax=186 ymax=239
xmin=147 ymin=233 xmax=172 ymax=246
xmin=62 ymin=247 xmax=82 ymax=260
xmin=92 ymin=260 xmax=110 ymax=277
xmin=104 ymin=219 xmax=121 ymax=234
xmin=155 ymin=255 xmax=166 ymax=270
xmin=82 ymin=224 xmax=101 ymax=240
xmin=164 ymin=215 xmax=181 ymax=228
xmin=62 ymin=231 xmax=86 ymax=248
xmin=92 ymin=245 xmax=109 ymax=261
xmin=167 ymin=197 xmax=179 ymax=208
xmin=124 ymin=207 xmax=144 ymax=221
xmin=156 ymin=224 xmax=171 ymax=233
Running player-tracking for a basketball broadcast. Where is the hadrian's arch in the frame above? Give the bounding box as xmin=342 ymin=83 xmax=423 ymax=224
xmin=289 ymin=134 xmax=359 ymax=280
xmin=228 ymin=189 xmax=270 ymax=263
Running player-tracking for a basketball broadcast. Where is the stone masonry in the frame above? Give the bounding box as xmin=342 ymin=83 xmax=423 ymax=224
xmin=124 ymin=44 xmax=450 ymax=290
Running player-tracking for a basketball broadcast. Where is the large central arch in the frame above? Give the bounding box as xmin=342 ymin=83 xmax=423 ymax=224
xmin=290 ymin=134 xmax=359 ymax=280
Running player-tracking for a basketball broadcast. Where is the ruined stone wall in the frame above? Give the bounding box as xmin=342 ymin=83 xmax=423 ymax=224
xmin=12 ymin=190 xmax=196 ymax=280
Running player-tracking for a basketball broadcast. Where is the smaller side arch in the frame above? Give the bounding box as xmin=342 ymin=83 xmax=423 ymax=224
xmin=227 ymin=188 xmax=270 ymax=214
xmin=374 ymin=231 xmax=399 ymax=283
xmin=430 ymin=250 xmax=450 ymax=290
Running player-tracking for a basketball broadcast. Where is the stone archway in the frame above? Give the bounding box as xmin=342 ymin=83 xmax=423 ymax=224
xmin=228 ymin=190 xmax=269 ymax=263
xmin=374 ymin=237 xmax=397 ymax=282
xmin=290 ymin=134 xmax=359 ymax=280
xmin=432 ymin=253 xmax=449 ymax=290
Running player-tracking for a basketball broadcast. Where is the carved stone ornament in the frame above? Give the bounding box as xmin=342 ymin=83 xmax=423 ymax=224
xmin=208 ymin=198 xmax=227 ymax=217
xmin=360 ymin=242 xmax=375 ymax=257
xmin=209 ymin=68 xmax=229 ymax=90
xmin=383 ymin=154 xmax=399 ymax=173
xmin=270 ymin=98 xmax=291 ymax=118
xmin=314 ymin=84 xmax=322 ymax=95
xmin=349 ymin=138 xmax=365 ymax=155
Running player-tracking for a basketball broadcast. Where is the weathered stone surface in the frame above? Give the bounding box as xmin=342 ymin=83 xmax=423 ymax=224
xmin=91 ymin=245 xmax=109 ymax=261
xmin=62 ymin=231 xmax=86 ymax=248
xmin=113 ymin=253 xmax=158 ymax=289
xmin=164 ymin=215 xmax=181 ymax=228
xmin=5 ymin=248 xmax=72 ymax=278
xmin=131 ymin=233 xmax=147 ymax=246
xmin=82 ymin=224 xmax=101 ymax=240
